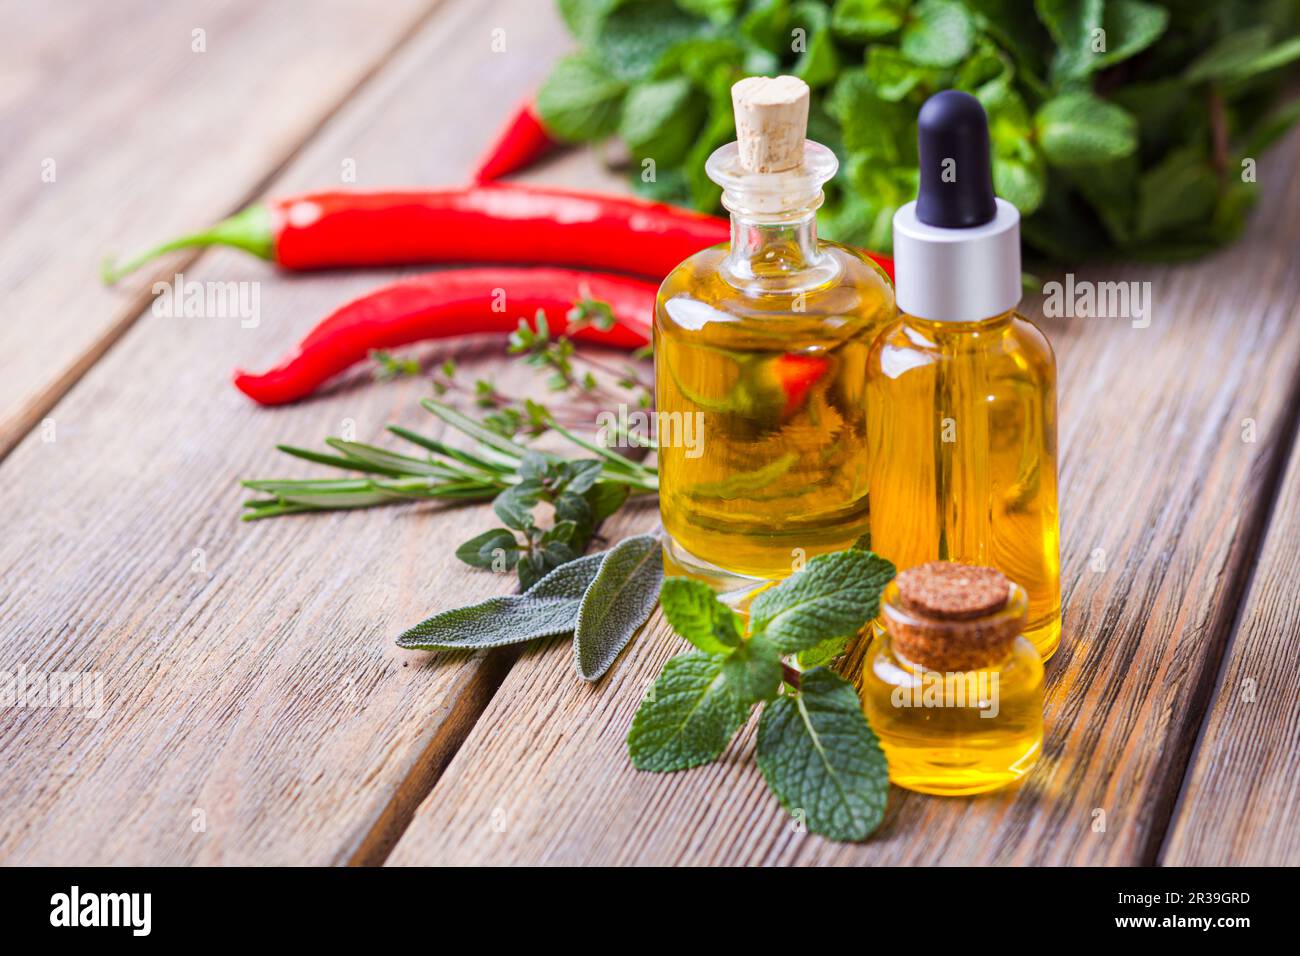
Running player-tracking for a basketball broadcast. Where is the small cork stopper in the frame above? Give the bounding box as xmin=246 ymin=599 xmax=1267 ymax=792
xmin=897 ymin=562 xmax=1010 ymax=620
xmin=731 ymin=75 xmax=809 ymax=173
xmin=890 ymin=562 xmax=1021 ymax=672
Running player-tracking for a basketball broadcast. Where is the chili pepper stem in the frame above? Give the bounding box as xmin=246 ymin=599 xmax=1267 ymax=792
xmin=101 ymin=203 xmax=275 ymax=285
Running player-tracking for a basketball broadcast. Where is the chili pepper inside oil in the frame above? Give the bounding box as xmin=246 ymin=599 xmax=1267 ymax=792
xmin=654 ymin=76 xmax=894 ymax=594
xmin=867 ymin=90 xmax=1061 ymax=658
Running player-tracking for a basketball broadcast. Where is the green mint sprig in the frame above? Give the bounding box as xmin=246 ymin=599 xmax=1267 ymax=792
xmin=629 ymin=547 xmax=896 ymax=842
xmin=398 ymin=533 xmax=663 ymax=682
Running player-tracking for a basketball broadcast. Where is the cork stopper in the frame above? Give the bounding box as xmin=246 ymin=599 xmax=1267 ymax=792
xmin=886 ymin=563 xmax=1024 ymax=672
xmin=731 ymin=75 xmax=810 ymax=174
xmin=897 ymin=562 xmax=1010 ymax=620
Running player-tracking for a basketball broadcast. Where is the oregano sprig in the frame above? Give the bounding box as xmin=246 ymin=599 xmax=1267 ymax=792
xmin=629 ymin=546 xmax=896 ymax=842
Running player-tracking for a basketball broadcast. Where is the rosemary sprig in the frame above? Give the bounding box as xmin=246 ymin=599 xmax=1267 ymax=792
xmin=240 ymin=398 xmax=657 ymax=522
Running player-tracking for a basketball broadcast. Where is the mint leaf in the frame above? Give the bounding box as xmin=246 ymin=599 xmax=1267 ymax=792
xmin=756 ymin=668 xmax=889 ymax=841
xmin=1035 ymin=93 xmax=1137 ymax=165
xmin=900 ymin=0 xmax=974 ymax=68
xmin=536 ymin=52 xmax=626 ymax=143
xmin=722 ymin=633 xmax=783 ymax=704
xmin=1035 ymin=0 xmax=1102 ymax=82
xmin=557 ymin=0 xmax=620 ymax=42
xmin=573 ymin=534 xmax=663 ymax=681
xmin=660 ymin=577 xmax=742 ymax=653
xmin=1094 ymin=0 xmax=1168 ymax=71
xmin=619 ymin=77 xmax=703 ymax=167
xmin=628 ymin=651 xmax=752 ymax=771
xmin=594 ymin=0 xmax=704 ymax=82
xmin=1135 ymin=146 xmax=1218 ymax=241
xmin=749 ymin=550 xmax=896 ymax=653
xmin=831 ymin=0 xmax=908 ymax=41
xmin=865 ymin=46 xmax=933 ymax=101
xmin=1184 ymin=26 xmax=1273 ymax=84
xmin=396 ymin=551 xmax=605 ymax=650
xmin=792 ymin=1 xmax=841 ymax=89
xmin=797 ymin=634 xmax=850 ymax=669
xmin=455 ymin=528 xmax=519 ymax=571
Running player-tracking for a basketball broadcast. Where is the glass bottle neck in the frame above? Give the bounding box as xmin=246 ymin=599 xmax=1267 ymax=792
xmin=726 ymin=209 xmax=822 ymax=278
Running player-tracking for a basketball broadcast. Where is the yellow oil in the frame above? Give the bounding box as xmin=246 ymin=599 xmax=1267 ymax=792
xmin=865 ymin=311 xmax=1061 ymax=658
xmin=858 ymin=626 xmax=1044 ymax=795
xmin=655 ymin=242 xmax=894 ymax=584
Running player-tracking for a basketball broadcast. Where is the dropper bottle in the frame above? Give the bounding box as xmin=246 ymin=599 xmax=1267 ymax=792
xmin=865 ymin=90 xmax=1062 ymax=659
xmin=655 ymin=76 xmax=894 ymax=597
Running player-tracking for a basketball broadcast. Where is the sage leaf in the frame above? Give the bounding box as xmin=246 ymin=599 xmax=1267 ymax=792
xmin=749 ymin=550 xmax=895 ymax=653
xmin=573 ymin=534 xmax=663 ymax=681
xmin=756 ymin=667 xmax=888 ymax=842
xmin=396 ymin=551 xmax=604 ymax=650
xmin=628 ymin=651 xmax=752 ymax=772
xmin=722 ymin=633 xmax=783 ymax=705
xmin=659 ymin=577 xmax=742 ymax=653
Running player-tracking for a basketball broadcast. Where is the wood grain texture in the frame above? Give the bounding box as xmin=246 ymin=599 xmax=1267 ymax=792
xmin=1160 ymin=420 xmax=1300 ymax=865
xmin=0 ymin=0 xmax=617 ymax=865
xmin=0 ymin=0 xmax=436 ymax=459
xmin=386 ymin=130 xmax=1300 ymax=866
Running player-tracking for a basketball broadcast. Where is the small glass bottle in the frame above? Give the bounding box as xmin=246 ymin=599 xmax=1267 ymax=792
xmin=866 ymin=90 xmax=1061 ymax=658
xmin=857 ymin=562 xmax=1044 ymax=795
xmin=655 ymin=76 xmax=894 ymax=595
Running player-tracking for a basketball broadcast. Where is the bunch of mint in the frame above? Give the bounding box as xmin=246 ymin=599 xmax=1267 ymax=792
xmin=539 ymin=0 xmax=1300 ymax=260
xmin=629 ymin=546 xmax=896 ymax=841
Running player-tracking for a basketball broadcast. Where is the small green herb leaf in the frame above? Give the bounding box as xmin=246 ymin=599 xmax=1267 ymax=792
xmin=455 ymin=528 xmax=519 ymax=570
xmin=660 ymin=577 xmax=743 ymax=653
xmin=492 ymin=486 xmax=537 ymax=531
xmin=1035 ymin=93 xmax=1137 ymax=166
xmin=756 ymin=667 xmax=889 ymax=842
xmin=628 ymin=651 xmax=752 ymax=772
xmin=573 ymin=533 xmax=663 ymax=681
xmin=536 ymin=52 xmax=626 ymax=142
xmin=749 ymin=550 xmax=895 ymax=653
xmin=396 ymin=552 xmax=605 ymax=650
xmin=900 ymin=0 xmax=974 ymax=68
xmin=797 ymin=634 xmax=850 ymax=669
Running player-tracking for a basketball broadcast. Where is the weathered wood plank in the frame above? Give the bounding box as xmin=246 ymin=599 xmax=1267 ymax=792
xmin=1161 ymin=416 xmax=1300 ymax=865
xmin=0 ymin=0 xmax=614 ymax=865
xmin=0 ymin=0 xmax=436 ymax=459
xmin=386 ymin=130 xmax=1300 ymax=865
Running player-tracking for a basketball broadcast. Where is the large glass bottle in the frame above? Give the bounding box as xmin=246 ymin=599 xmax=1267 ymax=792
xmin=654 ymin=77 xmax=894 ymax=594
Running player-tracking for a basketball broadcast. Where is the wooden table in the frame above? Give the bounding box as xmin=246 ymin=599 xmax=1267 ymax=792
xmin=2 ymin=0 xmax=1297 ymax=867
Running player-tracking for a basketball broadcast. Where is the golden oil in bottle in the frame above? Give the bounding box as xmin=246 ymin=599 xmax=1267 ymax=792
xmin=856 ymin=564 xmax=1044 ymax=796
xmin=868 ymin=90 xmax=1061 ymax=658
xmin=655 ymin=76 xmax=894 ymax=593
xmin=867 ymin=311 xmax=1061 ymax=656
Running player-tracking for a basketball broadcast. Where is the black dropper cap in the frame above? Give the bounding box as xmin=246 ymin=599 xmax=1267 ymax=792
xmin=915 ymin=90 xmax=997 ymax=229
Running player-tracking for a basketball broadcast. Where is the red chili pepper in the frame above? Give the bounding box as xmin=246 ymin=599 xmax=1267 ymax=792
xmin=772 ymin=353 xmax=830 ymax=418
xmin=102 ymin=185 xmax=729 ymax=285
xmin=102 ymin=183 xmax=894 ymax=285
xmin=473 ymin=100 xmax=556 ymax=182
xmin=233 ymin=268 xmax=655 ymax=406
